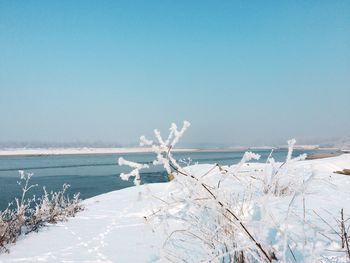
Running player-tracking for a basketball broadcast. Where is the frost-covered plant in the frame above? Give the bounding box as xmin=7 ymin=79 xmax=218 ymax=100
xmin=0 ymin=171 xmax=36 ymax=252
xmin=118 ymin=121 xmax=338 ymax=262
xmin=118 ymin=121 xmax=190 ymax=184
xmin=262 ymin=139 xmax=308 ymax=196
xmin=29 ymin=184 xmax=82 ymax=230
xmin=311 ymin=208 xmax=350 ymax=261
xmin=119 ymin=121 xmax=277 ymax=262
xmin=0 ymin=171 xmax=83 ymax=253
xmin=118 ymin=157 xmax=149 ymax=186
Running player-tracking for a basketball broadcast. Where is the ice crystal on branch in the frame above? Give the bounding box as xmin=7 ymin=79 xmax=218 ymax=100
xmin=118 ymin=157 xmax=149 ymax=186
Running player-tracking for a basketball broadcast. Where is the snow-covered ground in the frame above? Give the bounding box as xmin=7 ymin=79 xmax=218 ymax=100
xmin=1 ymin=154 xmax=350 ymax=262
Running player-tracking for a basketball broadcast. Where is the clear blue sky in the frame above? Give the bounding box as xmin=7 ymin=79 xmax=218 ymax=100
xmin=0 ymin=1 xmax=349 ymax=147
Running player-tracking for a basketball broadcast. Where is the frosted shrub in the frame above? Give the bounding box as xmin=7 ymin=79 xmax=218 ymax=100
xmin=0 ymin=171 xmax=35 ymax=252
xmin=262 ymin=139 xmax=308 ymax=196
xmin=119 ymin=121 xmax=341 ymax=262
xmin=29 ymin=184 xmax=82 ymax=230
xmin=0 ymin=208 xmax=22 ymax=253
xmin=119 ymin=121 xmax=278 ymax=262
xmin=0 ymin=171 xmax=83 ymax=253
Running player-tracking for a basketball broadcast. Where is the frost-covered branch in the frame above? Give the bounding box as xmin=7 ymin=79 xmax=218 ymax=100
xmin=119 ymin=121 xmax=190 ymax=186
xmin=0 ymin=171 xmax=83 ymax=253
xmin=118 ymin=157 xmax=149 ymax=186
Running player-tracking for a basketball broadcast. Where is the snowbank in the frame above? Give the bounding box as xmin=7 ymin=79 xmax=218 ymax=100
xmin=1 ymin=154 xmax=350 ymax=262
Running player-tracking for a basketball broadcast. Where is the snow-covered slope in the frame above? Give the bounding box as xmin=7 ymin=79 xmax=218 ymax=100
xmin=0 ymin=183 xmax=171 ymax=262
xmin=1 ymin=154 xmax=350 ymax=262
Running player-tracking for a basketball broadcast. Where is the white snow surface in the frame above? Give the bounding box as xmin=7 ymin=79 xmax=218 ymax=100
xmin=1 ymin=154 xmax=350 ymax=262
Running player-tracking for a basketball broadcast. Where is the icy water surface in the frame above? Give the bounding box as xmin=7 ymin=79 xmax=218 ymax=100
xmin=0 ymin=149 xmax=334 ymax=210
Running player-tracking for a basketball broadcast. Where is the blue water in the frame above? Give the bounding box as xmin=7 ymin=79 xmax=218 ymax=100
xmin=0 ymin=149 xmax=334 ymax=210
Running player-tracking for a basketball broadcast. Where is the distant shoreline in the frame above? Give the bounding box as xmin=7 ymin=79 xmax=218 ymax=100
xmin=0 ymin=148 xmax=197 ymax=157
xmin=0 ymin=146 xmax=343 ymax=157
